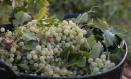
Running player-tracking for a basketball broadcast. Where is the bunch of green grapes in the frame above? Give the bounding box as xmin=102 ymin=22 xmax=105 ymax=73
xmin=88 ymin=54 xmax=115 ymax=74
xmin=24 ymin=20 xmax=87 ymax=77
xmin=0 ymin=19 xmax=88 ymax=77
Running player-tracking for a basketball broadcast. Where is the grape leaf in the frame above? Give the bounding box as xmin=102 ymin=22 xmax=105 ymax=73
xmin=23 ymin=32 xmax=37 ymax=41
xmin=60 ymin=47 xmax=87 ymax=67
xmin=80 ymin=50 xmax=90 ymax=58
xmin=36 ymin=6 xmax=48 ymax=20
xmin=110 ymin=48 xmax=125 ymax=63
xmin=13 ymin=11 xmax=32 ymax=26
xmin=103 ymin=29 xmax=116 ymax=47
xmin=89 ymin=42 xmax=103 ymax=59
xmin=87 ymin=35 xmax=96 ymax=49
xmin=97 ymin=19 xmax=110 ymax=29
xmin=21 ymin=31 xmax=38 ymax=50
xmin=27 ymin=0 xmax=49 ymax=20
xmin=75 ymin=12 xmax=88 ymax=25
xmin=109 ymin=27 xmax=124 ymax=38
xmin=23 ymin=40 xmax=38 ymax=50
xmin=60 ymin=47 xmax=73 ymax=61
xmin=68 ymin=53 xmax=86 ymax=67
xmin=80 ymin=40 xmax=90 ymax=51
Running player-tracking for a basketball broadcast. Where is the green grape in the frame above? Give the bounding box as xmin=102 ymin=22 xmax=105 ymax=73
xmin=10 ymin=47 xmax=16 ymax=53
xmin=88 ymin=58 xmax=93 ymax=63
xmin=9 ymin=57 xmax=14 ymax=62
xmin=53 ymin=74 xmax=60 ymax=77
xmin=36 ymin=45 xmax=42 ymax=51
xmin=34 ymin=63 xmax=39 ymax=67
xmin=27 ymin=54 xmax=32 ymax=60
xmin=16 ymin=55 xmax=21 ymax=60
xmin=19 ymin=42 xmax=24 ymax=46
xmin=6 ymin=31 xmax=12 ymax=37
xmin=48 ymin=70 xmax=54 ymax=76
xmin=0 ymin=27 xmax=5 ymax=32
xmin=101 ymin=54 xmax=106 ymax=59
xmin=92 ymin=67 xmax=100 ymax=73
xmin=32 ymin=54 xmax=38 ymax=61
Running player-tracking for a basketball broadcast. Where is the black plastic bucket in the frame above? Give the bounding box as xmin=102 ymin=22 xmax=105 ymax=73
xmin=0 ymin=22 xmax=128 ymax=79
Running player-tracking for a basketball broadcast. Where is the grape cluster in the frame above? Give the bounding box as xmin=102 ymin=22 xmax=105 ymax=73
xmin=0 ymin=20 xmax=88 ymax=77
xmin=41 ymin=20 xmax=87 ymax=50
xmin=88 ymin=54 xmax=115 ymax=74
xmin=0 ymin=19 xmax=117 ymax=77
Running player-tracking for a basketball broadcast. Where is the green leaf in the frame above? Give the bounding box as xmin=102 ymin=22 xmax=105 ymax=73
xmin=87 ymin=35 xmax=96 ymax=49
xmin=110 ymin=54 xmax=119 ymax=63
xmin=27 ymin=0 xmax=49 ymax=19
xmin=76 ymin=12 xmax=88 ymax=25
xmin=23 ymin=40 xmax=38 ymax=50
xmin=80 ymin=50 xmax=90 ymax=58
xmin=23 ymin=31 xmax=37 ymax=41
xmin=109 ymin=27 xmax=124 ymax=38
xmin=103 ymin=29 xmax=116 ymax=47
xmin=18 ymin=64 xmax=29 ymax=70
xmin=36 ymin=7 xmax=48 ymax=20
xmin=97 ymin=19 xmax=110 ymax=29
xmin=60 ymin=47 xmax=73 ymax=61
xmin=13 ymin=11 xmax=32 ymax=26
xmin=61 ymin=47 xmax=87 ymax=67
xmin=110 ymin=48 xmax=125 ymax=63
xmin=89 ymin=42 xmax=103 ymax=59
xmin=68 ymin=53 xmax=86 ymax=67
xmin=76 ymin=56 xmax=86 ymax=67
xmin=80 ymin=40 xmax=90 ymax=51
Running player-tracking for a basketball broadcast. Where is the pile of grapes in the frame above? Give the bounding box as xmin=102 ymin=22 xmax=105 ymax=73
xmin=0 ymin=17 xmax=125 ymax=77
